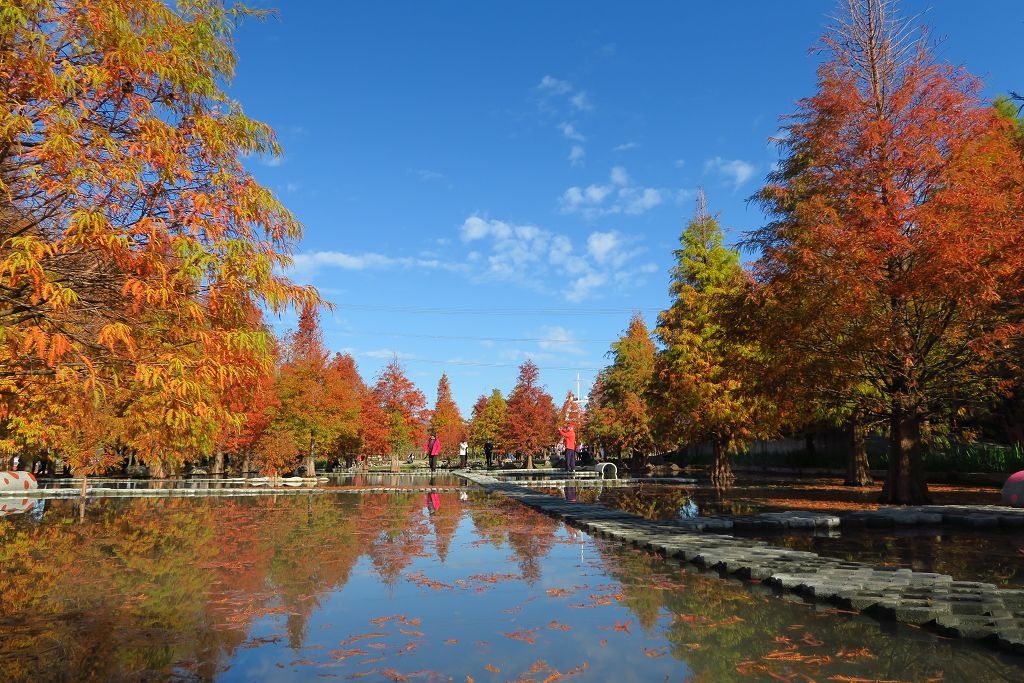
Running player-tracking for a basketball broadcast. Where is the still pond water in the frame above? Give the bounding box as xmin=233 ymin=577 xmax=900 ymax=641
xmin=575 ymin=481 xmax=1024 ymax=589
xmin=1 ymin=492 xmax=1022 ymax=681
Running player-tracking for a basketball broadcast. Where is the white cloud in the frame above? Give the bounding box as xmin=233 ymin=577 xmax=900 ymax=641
xmin=414 ymin=168 xmax=445 ymax=182
xmin=570 ymin=91 xmax=592 ymax=111
xmin=568 ymin=145 xmax=585 ymax=166
xmin=613 ymin=142 xmax=638 ymax=152
xmin=566 ymin=271 xmax=608 ymax=303
xmin=284 ymin=182 xmax=301 ymax=193
xmin=674 ymin=159 xmax=686 ymax=168
xmin=586 ymin=232 xmax=621 ymax=263
xmin=457 ymin=215 xmax=653 ymax=302
xmin=559 ymin=167 xmax=679 ymax=219
xmin=363 ymin=349 xmax=412 ymax=360
xmin=610 ymin=166 xmax=630 ymax=186
xmin=288 ymin=250 xmax=465 ymax=281
xmin=538 ymin=326 xmax=585 ymax=355
xmin=260 ymin=155 xmax=284 ymax=167
xmin=704 ymin=156 xmax=756 ymax=190
xmin=560 ymin=123 xmax=586 ymax=142
xmin=538 ymin=75 xmax=572 ymax=95
xmin=291 ymin=251 xmax=395 ymax=272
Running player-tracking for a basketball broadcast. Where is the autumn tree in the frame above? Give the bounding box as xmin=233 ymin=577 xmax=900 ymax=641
xmin=596 ymin=314 xmax=657 ymax=468
xmin=274 ymin=304 xmax=357 ymax=476
xmin=502 ymin=360 xmax=557 ymax=469
xmin=0 ymin=1 xmax=318 ymax=471
xmin=654 ymin=192 xmax=762 ymax=485
xmin=429 ymin=373 xmax=465 ymax=458
xmin=371 ymin=356 xmax=428 ymax=459
xmin=468 ymin=388 xmax=507 ymax=452
xmin=748 ymin=0 xmax=1024 ymax=503
xmin=558 ymin=391 xmax=585 ymax=431
xmin=582 ymin=371 xmax=614 ymax=458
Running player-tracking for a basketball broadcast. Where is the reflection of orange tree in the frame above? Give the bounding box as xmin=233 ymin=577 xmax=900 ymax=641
xmin=596 ymin=542 xmax=1015 ymax=681
xmin=465 ymin=496 xmax=560 ymax=582
xmin=604 ymin=484 xmax=691 ymax=521
xmin=262 ymin=495 xmax=364 ymax=649
xmin=426 ymin=492 xmax=462 ymax=563
xmin=0 ymin=495 xmax=371 ymax=679
xmin=360 ymin=492 xmax=426 ymax=587
xmin=502 ymin=499 xmax=560 ymax=584
xmin=0 ymin=498 xmax=223 ymax=679
xmin=466 ymin=494 xmax=509 ymax=549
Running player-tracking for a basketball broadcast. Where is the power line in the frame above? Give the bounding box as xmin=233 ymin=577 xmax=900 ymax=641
xmin=389 ymin=357 xmax=603 ymax=371
xmin=330 ymin=303 xmax=661 ymax=316
xmin=325 ymin=329 xmax=617 ymax=344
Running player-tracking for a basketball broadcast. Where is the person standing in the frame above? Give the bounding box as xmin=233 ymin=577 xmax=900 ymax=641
xmin=483 ymin=440 xmax=494 ymax=470
xmin=458 ymin=441 xmax=469 ymax=469
xmin=425 ymin=433 xmax=441 ymax=472
xmin=559 ymin=423 xmax=577 ymax=474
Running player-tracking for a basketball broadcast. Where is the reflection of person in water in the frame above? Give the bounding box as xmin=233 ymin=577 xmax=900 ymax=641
xmin=425 ymin=491 xmax=441 ymax=515
xmin=564 ymin=486 xmax=577 ymax=502
xmin=680 ymin=499 xmax=699 ymax=518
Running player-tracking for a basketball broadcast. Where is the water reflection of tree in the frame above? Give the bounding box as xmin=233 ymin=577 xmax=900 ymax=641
xmin=464 ymin=496 xmax=561 ymax=583
xmin=596 ymin=541 xmax=1021 ymax=681
xmin=605 ymin=484 xmax=692 ymax=521
xmin=362 ymin=492 xmax=425 ymax=588
xmin=503 ymin=501 xmax=560 ymax=584
xmin=425 ymin=492 xmax=462 ymax=563
xmin=0 ymin=495 xmax=385 ymax=679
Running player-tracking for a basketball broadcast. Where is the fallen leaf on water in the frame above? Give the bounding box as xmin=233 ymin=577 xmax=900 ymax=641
xmin=802 ymin=633 xmax=824 ymax=646
xmin=339 ymin=632 xmax=390 ymax=646
xmin=526 ymin=660 xmax=553 ymax=675
xmin=379 ymin=669 xmax=409 ymax=682
xmin=546 ymin=620 xmax=572 ymax=631
xmin=502 ymin=629 xmax=538 ymax=645
xmin=444 ymin=639 xmax=458 ymax=645
xmin=613 ymin=619 xmax=632 ymax=633
xmin=399 ymin=629 xmax=424 ymax=636
xmin=642 ymin=647 xmax=667 ymax=658
xmin=599 ymin=640 xmax=607 ymax=648
xmin=484 ymin=664 xmax=500 ymax=673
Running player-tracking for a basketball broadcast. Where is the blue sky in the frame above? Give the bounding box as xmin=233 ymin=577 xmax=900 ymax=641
xmin=231 ymin=1 xmax=1022 ymax=415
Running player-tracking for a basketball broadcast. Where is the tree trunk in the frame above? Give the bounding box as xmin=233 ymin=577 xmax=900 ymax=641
xmin=212 ymin=446 xmax=225 ymax=475
xmin=305 ymin=432 xmax=317 ymax=477
xmin=709 ymin=437 xmax=734 ymax=486
xmin=241 ymin=452 xmax=252 ymax=476
xmin=880 ymin=402 xmax=930 ymax=504
xmin=845 ymin=419 xmax=873 ymax=486
xmin=526 ymin=452 xmax=534 ymax=470
xmin=149 ymin=458 xmax=167 ymax=479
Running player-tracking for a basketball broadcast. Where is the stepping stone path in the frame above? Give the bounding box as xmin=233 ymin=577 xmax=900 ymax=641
xmin=459 ymin=471 xmax=1024 ymax=656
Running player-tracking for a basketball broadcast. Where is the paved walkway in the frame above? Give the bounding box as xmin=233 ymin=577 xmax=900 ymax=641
xmin=459 ymin=471 xmax=1024 ymax=656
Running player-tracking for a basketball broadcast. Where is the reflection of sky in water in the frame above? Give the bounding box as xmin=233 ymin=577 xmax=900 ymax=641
xmin=225 ymin=510 xmax=682 ymax=681
xmin=1 ymin=494 xmax=1022 ymax=681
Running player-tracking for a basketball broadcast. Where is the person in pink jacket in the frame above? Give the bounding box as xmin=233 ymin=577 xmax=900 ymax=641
xmin=425 ymin=433 xmax=442 ymax=472
xmin=559 ymin=423 xmax=577 ymax=474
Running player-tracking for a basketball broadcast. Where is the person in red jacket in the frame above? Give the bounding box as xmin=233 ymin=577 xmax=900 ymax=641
xmin=559 ymin=423 xmax=577 ymax=474
xmin=425 ymin=433 xmax=442 ymax=472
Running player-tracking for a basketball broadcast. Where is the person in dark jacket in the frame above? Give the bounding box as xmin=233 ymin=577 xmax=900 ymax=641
xmin=483 ymin=440 xmax=494 ymax=470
